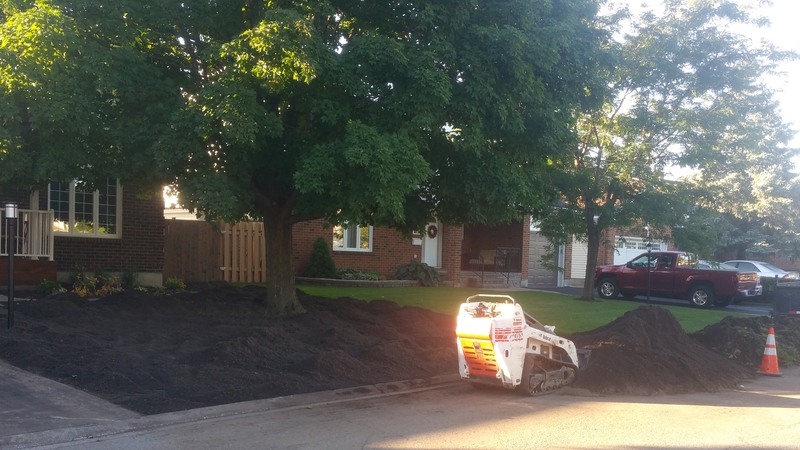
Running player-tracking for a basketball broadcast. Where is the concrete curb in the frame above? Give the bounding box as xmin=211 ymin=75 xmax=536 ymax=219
xmin=1 ymin=374 xmax=463 ymax=449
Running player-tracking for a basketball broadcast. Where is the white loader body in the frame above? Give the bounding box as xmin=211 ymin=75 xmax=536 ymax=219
xmin=456 ymin=294 xmax=586 ymax=394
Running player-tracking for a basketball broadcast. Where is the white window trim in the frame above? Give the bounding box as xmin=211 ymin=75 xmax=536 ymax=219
xmin=332 ymin=224 xmax=373 ymax=252
xmin=48 ymin=180 xmax=123 ymax=239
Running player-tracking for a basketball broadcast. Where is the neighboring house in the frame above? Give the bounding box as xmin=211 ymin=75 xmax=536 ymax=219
xmin=1 ymin=181 xmax=164 ymax=286
xmin=3 ymin=180 xmax=680 ymax=291
xmin=561 ymin=228 xmax=674 ymax=288
xmin=294 ymin=217 xmax=531 ymax=288
xmin=166 ymin=210 xmax=532 ymax=288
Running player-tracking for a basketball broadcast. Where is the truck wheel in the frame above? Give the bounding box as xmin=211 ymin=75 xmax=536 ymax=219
xmin=597 ymin=278 xmax=620 ymax=299
xmin=689 ymin=285 xmax=715 ymax=308
xmin=713 ymin=297 xmax=734 ymax=308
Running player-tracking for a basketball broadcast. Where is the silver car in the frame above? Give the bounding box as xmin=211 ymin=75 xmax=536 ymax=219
xmin=697 ymin=260 xmax=763 ymax=297
xmin=723 ymin=260 xmax=800 ymax=280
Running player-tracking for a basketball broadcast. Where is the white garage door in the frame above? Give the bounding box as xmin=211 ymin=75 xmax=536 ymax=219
xmin=614 ymin=236 xmax=668 ymax=264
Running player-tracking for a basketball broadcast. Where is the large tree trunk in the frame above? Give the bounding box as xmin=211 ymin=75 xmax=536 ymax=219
xmin=580 ymin=216 xmax=601 ymax=301
xmin=261 ymin=213 xmax=304 ymax=315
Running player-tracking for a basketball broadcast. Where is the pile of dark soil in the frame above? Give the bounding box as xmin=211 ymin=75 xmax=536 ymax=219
xmin=0 ymin=287 xmax=779 ymax=415
xmin=691 ymin=315 xmax=800 ymax=368
xmin=0 ymin=285 xmax=457 ymax=415
xmin=568 ymin=306 xmax=755 ymax=395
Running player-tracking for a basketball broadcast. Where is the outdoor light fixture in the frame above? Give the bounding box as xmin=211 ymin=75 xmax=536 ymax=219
xmin=5 ymin=203 xmax=17 ymax=220
xmin=646 ymin=241 xmax=653 ymax=306
xmin=5 ymin=202 xmax=17 ymax=329
xmin=644 ymin=224 xmax=652 ymax=305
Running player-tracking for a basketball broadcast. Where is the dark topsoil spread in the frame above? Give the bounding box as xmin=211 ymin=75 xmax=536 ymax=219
xmin=1 ymin=283 xmax=798 ymax=415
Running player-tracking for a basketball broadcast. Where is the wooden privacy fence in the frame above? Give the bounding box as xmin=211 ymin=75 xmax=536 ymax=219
xmin=163 ymin=220 xmax=268 ymax=283
xmin=164 ymin=220 xmax=221 ymax=282
xmin=219 ymin=222 xmax=268 ymax=283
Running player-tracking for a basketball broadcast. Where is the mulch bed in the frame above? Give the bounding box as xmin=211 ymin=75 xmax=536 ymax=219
xmin=0 ymin=284 xmax=794 ymax=414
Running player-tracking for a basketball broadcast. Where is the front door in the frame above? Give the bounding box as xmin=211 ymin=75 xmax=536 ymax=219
xmin=422 ymin=222 xmax=441 ymax=267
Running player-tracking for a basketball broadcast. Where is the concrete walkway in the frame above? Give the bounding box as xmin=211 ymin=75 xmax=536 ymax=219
xmin=0 ymin=358 xmax=459 ymax=449
xmin=0 ymin=360 xmax=140 ymax=444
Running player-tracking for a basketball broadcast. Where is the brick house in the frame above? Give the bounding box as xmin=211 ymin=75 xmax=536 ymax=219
xmin=4 ymin=177 xmax=531 ymax=288
xmin=1 ymin=181 xmax=164 ymax=286
xmin=292 ymin=218 xmax=531 ymax=288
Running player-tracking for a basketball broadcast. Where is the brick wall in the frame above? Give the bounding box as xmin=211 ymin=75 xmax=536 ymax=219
xmin=53 ymin=185 xmax=164 ymax=275
xmin=293 ymin=219 xmax=421 ymax=278
xmin=293 ymin=220 xmax=465 ymax=285
xmin=441 ymin=224 xmax=463 ymax=285
xmin=520 ymin=216 xmax=530 ymax=281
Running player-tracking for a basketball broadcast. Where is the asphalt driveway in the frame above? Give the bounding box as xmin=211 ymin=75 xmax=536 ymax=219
xmin=530 ymin=286 xmax=773 ymax=316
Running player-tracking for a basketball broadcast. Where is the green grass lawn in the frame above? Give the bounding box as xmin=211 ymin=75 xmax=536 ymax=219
xmin=296 ymin=285 xmax=748 ymax=334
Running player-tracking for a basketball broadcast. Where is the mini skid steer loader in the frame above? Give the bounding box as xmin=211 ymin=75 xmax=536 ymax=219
xmin=456 ymin=294 xmax=590 ymax=395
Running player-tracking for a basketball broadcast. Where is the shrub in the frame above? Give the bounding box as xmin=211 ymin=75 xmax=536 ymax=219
xmin=121 ymin=269 xmax=139 ymax=288
xmin=96 ymin=277 xmax=122 ymax=297
xmin=305 ymin=237 xmax=337 ymax=278
xmin=164 ymin=277 xmax=186 ymax=290
xmin=337 ymin=268 xmax=380 ymax=281
xmin=36 ymin=279 xmax=66 ymax=296
xmin=395 ymin=260 xmax=440 ymax=287
xmin=69 ymin=267 xmax=122 ymax=297
xmin=94 ymin=268 xmax=112 ymax=286
xmin=69 ymin=267 xmax=97 ymax=297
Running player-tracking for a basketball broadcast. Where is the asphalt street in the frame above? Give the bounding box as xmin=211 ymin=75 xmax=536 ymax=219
xmin=6 ymin=367 xmax=798 ymax=450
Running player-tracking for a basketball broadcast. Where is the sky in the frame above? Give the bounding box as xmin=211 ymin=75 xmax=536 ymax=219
xmin=628 ymin=0 xmax=800 ymax=171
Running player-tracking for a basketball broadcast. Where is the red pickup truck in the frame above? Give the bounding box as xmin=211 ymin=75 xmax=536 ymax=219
xmin=594 ymin=251 xmax=759 ymax=308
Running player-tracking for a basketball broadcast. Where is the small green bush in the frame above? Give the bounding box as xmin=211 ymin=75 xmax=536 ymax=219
xmin=69 ymin=266 xmax=97 ymax=297
xmin=305 ymin=237 xmax=337 ymax=279
xmin=68 ymin=267 xmax=122 ymax=297
xmin=121 ymin=269 xmax=139 ymax=288
xmin=94 ymin=268 xmax=111 ymax=286
xmin=164 ymin=277 xmax=186 ymax=290
xmin=36 ymin=279 xmax=66 ymax=296
xmin=395 ymin=260 xmax=440 ymax=287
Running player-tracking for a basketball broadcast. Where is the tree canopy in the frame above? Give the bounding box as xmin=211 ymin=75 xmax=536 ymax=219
xmin=0 ymin=0 xmax=607 ymax=311
xmin=533 ymin=0 xmax=799 ymax=300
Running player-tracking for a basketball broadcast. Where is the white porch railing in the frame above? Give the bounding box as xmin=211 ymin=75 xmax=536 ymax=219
xmin=1 ymin=209 xmax=55 ymax=260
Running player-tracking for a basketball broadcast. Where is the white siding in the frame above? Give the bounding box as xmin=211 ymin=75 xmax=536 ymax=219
xmin=570 ymin=239 xmax=589 ymax=281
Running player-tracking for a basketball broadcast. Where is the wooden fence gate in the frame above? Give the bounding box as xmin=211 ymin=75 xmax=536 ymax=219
xmin=163 ymin=220 xmax=222 ymax=282
xmin=164 ymin=220 xmax=268 ymax=283
xmin=218 ymin=222 xmax=268 ymax=283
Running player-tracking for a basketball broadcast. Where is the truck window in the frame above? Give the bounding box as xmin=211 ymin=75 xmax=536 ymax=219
xmin=659 ymin=254 xmax=674 ymax=269
xmin=631 ymin=254 xmax=658 ymax=269
xmin=677 ymin=254 xmax=694 ymax=268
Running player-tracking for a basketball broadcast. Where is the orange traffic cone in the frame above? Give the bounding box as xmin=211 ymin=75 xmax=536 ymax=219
xmin=758 ymin=327 xmax=782 ymax=376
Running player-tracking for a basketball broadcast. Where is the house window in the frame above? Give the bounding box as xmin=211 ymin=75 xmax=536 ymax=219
xmin=48 ymin=179 xmax=121 ymax=237
xmin=332 ymin=224 xmax=372 ymax=252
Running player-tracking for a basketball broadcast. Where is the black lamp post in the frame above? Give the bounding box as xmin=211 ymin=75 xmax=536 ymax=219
xmin=646 ymin=241 xmax=652 ymax=306
xmin=5 ymin=202 xmax=17 ymax=329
